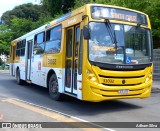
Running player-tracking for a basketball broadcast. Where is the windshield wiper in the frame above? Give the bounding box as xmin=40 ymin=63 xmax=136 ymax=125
xmin=137 ymin=23 xmax=142 ymax=29
xmin=133 ymin=23 xmax=142 ymax=57
xmin=104 ymin=19 xmax=118 ymax=55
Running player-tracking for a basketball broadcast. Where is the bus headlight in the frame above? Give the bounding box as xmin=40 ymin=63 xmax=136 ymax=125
xmin=91 ymin=77 xmax=97 ymax=82
xmin=86 ymin=70 xmax=98 ymax=82
xmin=145 ymin=72 xmax=152 ymax=83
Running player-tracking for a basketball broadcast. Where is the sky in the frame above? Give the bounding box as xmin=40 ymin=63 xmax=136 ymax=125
xmin=0 ymin=0 xmax=40 ymax=17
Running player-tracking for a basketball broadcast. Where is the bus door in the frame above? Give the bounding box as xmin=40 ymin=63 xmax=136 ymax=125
xmin=10 ymin=45 xmax=16 ymax=76
xmin=65 ymin=26 xmax=80 ymax=95
xmin=26 ymin=40 xmax=33 ymax=80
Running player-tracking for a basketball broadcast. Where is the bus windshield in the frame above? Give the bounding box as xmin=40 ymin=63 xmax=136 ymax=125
xmin=88 ymin=22 xmax=152 ymax=65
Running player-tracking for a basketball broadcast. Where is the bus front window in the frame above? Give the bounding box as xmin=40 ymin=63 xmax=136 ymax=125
xmin=88 ymin=22 xmax=152 ymax=65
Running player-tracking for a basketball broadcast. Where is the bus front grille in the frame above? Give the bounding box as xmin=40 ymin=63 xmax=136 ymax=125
xmin=102 ymin=83 xmax=142 ymax=86
xmin=99 ymin=75 xmax=145 ymax=79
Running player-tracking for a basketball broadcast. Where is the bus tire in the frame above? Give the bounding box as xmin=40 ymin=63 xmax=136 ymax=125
xmin=49 ymin=74 xmax=62 ymax=101
xmin=16 ymin=69 xmax=23 ymax=85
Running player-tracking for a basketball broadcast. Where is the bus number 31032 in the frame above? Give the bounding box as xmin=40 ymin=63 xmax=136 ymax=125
xmin=103 ymin=79 xmax=115 ymax=84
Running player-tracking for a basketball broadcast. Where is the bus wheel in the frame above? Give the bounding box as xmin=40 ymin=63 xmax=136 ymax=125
xmin=49 ymin=74 xmax=62 ymax=101
xmin=16 ymin=69 xmax=23 ymax=85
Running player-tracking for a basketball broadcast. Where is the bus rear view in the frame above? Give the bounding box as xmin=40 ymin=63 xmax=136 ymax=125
xmin=82 ymin=4 xmax=153 ymax=102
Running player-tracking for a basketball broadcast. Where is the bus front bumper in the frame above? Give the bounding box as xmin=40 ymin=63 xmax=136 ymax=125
xmin=82 ymin=80 xmax=152 ymax=102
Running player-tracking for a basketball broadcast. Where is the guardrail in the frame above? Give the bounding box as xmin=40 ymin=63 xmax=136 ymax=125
xmin=153 ymin=49 xmax=160 ymax=81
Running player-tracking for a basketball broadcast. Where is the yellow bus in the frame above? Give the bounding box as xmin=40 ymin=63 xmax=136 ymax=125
xmin=10 ymin=4 xmax=153 ymax=102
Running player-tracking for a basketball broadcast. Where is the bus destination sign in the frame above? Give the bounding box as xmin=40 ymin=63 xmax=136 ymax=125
xmin=91 ymin=6 xmax=147 ymax=25
xmin=111 ymin=12 xmax=137 ymax=22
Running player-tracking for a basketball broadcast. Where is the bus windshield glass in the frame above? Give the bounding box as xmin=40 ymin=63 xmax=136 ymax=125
xmin=88 ymin=22 xmax=152 ymax=65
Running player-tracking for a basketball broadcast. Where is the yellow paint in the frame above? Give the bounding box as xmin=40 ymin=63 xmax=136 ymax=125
xmin=43 ymin=53 xmax=63 ymax=68
xmin=82 ymin=62 xmax=153 ymax=102
xmin=63 ymin=13 xmax=83 ymax=28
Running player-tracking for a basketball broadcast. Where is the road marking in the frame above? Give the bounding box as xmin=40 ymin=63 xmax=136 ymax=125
xmin=2 ymin=98 xmax=115 ymax=131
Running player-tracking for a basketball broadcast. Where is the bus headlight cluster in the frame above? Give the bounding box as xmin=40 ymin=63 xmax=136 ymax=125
xmin=145 ymin=72 xmax=152 ymax=83
xmin=86 ymin=70 xmax=98 ymax=82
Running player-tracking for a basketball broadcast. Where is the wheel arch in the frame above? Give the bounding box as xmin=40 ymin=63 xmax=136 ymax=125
xmin=46 ymin=69 xmax=56 ymax=88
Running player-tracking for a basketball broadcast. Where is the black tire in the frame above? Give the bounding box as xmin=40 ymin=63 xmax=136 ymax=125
xmin=49 ymin=74 xmax=62 ymax=101
xmin=16 ymin=69 xmax=23 ymax=85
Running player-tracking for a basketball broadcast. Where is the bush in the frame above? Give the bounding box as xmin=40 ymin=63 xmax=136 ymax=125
xmin=0 ymin=58 xmax=4 ymax=66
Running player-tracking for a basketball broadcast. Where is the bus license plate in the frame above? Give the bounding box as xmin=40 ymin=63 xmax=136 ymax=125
xmin=118 ymin=89 xmax=129 ymax=95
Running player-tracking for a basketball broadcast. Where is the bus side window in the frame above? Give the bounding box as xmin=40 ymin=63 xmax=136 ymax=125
xmin=34 ymin=32 xmax=45 ymax=55
xmin=16 ymin=40 xmax=26 ymax=57
xmin=45 ymin=25 xmax=62 ymax=54
xmin=16 ymin=42 xmax=21 ymax=57
xmin=21 ymin=39 xmax=26 ymax=56
xmin=10 ymin=46 xmax=12 ymax=58
xmin=13 ymin=46 xmax=16 ymax=60
xmin=75 ymin=26 xmax=80 ymax=57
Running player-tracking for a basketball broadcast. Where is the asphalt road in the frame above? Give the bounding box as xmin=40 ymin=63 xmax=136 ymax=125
xmin=0 ymin=72 xmax=160 ymax=131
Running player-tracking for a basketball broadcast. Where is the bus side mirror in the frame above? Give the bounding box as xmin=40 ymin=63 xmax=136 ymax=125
xmin=83 ymin=25 xmax=90 ymax=40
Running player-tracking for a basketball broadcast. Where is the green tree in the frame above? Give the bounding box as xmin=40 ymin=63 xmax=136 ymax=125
xmin=144 ymin=0 xmax=160 ymax=48
xmin=10 ymin=18 xmax=33 ymax=38
xmin=0 ymin=58 xmax=4 ymax=66
xmin=0 ymin=24 xmax=12 ymax=54
xmin=0 ymin=40 xmax=10 ymax=54
xmin=0 ymin=3 xmax=53 ymax=55
xmin=0 ymin=18 xmax=34 ymax=54
xmin=42 ymin=0 xmax=75 ymax=16
xmin=1 ymin=3 xmax=51 ymax=26
xmin=42 ymin=0 xmax=63 ymax=16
